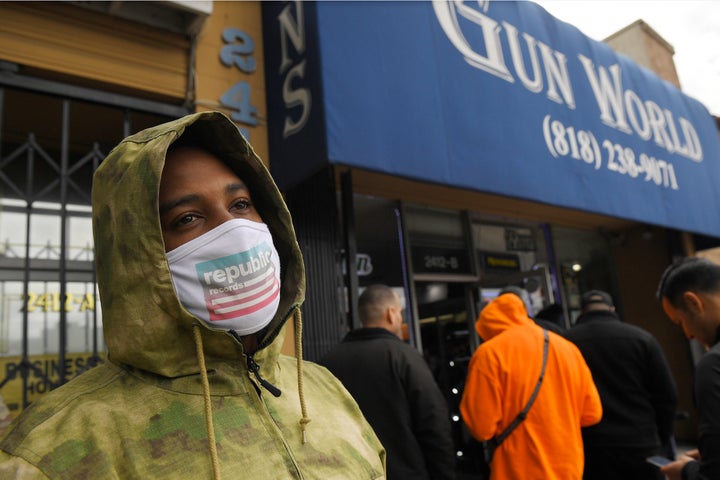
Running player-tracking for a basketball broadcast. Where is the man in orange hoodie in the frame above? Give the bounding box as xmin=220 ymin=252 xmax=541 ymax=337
xmin=460 ymin=292 xmax=602 ymax=479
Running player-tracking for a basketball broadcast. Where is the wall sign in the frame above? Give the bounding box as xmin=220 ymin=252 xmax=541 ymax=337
xmin=412 ymin=246 xmax=471 ymax=275
xmin=262 ymin=1 xmax=329 ymax=190
xmin=341 ymin=252 xmax=374 ymax=276
xmin=482 ymin=252 xmax=521 ymax=272
xmin=505 ymin=228 xmax=536 ymax=252
xmin=25 ymin=292 xmax=95 ymax=313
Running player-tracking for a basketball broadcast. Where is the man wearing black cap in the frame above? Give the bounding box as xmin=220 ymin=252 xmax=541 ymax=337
xmin=564 ymin=290 xmax=678 ymax=480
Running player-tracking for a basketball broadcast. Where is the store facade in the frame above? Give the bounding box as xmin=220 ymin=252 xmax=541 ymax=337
xmin=1 ymin=1 xmax=719 ymax=469
xmin=261 ymin=0 xmax=720 ymax=459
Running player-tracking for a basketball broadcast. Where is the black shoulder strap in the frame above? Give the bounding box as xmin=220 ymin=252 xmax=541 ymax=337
xmin=494 ymin=328 xmax=550 ymax=446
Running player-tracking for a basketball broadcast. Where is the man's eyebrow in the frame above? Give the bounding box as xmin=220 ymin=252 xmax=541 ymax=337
xmin=159 ymin=183 xmax=249 ymax=215
xmin=159 ymin=194 xmax=199 ymax=215
xmin=227 ymin=182 xmax=249 ymax=194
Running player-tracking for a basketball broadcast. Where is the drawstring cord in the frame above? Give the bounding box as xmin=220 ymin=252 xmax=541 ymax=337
xmin=294 ymin=306 xmax=311 ymax=444
xmin=190 ymin=305 xmax=311 ymax=480
xmin=193 ymin=324 xmax=221 ymax=480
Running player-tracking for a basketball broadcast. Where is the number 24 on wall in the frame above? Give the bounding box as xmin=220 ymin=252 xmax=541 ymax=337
xmin=219 ymin=28 xmax=258 ymax=131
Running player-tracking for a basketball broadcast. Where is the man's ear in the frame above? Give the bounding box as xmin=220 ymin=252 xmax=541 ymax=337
xmin=683 ymin=291 xmax=704 ymax=313
xmin=383 ymin=306 xmax=394 ymax=326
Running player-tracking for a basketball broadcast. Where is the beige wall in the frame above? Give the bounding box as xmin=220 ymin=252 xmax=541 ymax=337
xmin=605 ymin=20 xmax=681 ymax=88
xmin=194 ymin=1 xmax=270 ymax=165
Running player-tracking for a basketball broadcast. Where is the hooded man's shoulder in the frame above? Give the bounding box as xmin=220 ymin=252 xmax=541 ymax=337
xmin=0 ymin=364 xmax=126 ymax=460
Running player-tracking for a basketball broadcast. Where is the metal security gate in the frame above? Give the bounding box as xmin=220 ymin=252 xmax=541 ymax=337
xmin=0 ymin=68 xmax=187 ymax=416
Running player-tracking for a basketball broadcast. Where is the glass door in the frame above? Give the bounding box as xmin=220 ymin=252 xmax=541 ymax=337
xmin=414 ymin=280 xmax=485 ymax=476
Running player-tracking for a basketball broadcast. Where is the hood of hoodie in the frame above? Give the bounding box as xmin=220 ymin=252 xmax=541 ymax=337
xmin=92 ymin=111 xmax=305 ymax=378
xmin=475 ymin=293 xmax=533 ymax=341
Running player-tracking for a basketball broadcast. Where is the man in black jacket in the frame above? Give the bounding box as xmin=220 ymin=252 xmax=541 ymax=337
xmin=564 ymin=290 xmax=678 ymax=480
xmin=321 ymin=284 xmax=456 ymax=480
xmin=657 ymin=258 xmax=720 ymax=480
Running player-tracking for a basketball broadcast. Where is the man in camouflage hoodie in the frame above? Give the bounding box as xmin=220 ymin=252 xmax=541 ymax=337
xmin=0 ymin=111 xmax=386 ymax=479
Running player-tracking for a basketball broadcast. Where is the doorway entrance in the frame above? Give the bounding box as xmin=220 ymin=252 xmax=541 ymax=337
xmin=412 ymin=263 xmax=556 ymax=476
xmin=414 ymin=280 xmax=481 ymax=474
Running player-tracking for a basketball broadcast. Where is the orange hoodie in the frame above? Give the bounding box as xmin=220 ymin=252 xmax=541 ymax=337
xmin=461 ymin=294 xmax=602 ymax=480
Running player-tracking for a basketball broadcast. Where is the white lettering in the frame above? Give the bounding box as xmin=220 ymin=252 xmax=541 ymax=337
xmin=203 ymin=251 xmax=272 ymax=286
xmin=645 ymin=100 xmax=674 ymax=152
xmin=624 ymin=90 xmax=651 ymax=140
xmin=664 ymin=109 xmax=686 ymax=156
xmin=433 ymin=1 xmax=513 ymax=82
xmin=278 ymin=1 xmax=305 ymax=75
xmin=277 ymin=0 xmax=311 ymax=139
xmin=579 ymin=55 xmax=702 ymax=162
xmin=504 ymin=22 xmax=542 ymax=92
xmin=432 ymin=3 xmax=704 ymax=163
xmin=283 ymin=61 xmax=311 ymax=137
xmin=578 ymin=56 xmax=631 ymax=133
xmin=538 ymin=42 xmax=574 ymax=108
xmin=679 ymin=117 xmax=703 ymax=161
xmin=433 ymin=1 xmax=576 ymax=108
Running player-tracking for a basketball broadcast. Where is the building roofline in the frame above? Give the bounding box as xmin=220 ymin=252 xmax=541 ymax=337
xmin=604 ymin=19 xmax=675 ymax=54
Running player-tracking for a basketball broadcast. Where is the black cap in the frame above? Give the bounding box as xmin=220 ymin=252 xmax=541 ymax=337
xmin=581 ymin=290 xmax=614 ymax=309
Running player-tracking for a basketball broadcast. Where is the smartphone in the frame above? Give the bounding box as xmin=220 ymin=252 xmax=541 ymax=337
xmin=646 ymin=455 xmax=672 ymax=468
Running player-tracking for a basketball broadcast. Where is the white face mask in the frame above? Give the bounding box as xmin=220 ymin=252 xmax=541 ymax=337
xmin=166 ymin=219 xmax=281 ymax=336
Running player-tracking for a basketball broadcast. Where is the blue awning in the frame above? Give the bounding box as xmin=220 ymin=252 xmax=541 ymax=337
xmin=262 ymin=1 xmax=720 ymax=237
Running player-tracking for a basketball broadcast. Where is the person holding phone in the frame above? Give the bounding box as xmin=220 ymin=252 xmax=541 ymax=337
xmin=656 ymin=257 xmax=720 ymax=480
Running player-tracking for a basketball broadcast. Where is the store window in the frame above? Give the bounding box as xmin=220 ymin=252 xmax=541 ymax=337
xmin=352 ymin=195 xmax=406 ymax=286
xmin=350 ymin=194 xmax=409 ymax=333
xmin=471 ymin=221 xmax=554 ymax=316
xmin=550 ymin=225 xmax=619 ymax=324
xmin=405 ymin=205 xmax=471 ymax=279
xmin=0 ymin=83 xmax=175 ymax=415
xmin=1 ymin=280 xmax=99 ymax=355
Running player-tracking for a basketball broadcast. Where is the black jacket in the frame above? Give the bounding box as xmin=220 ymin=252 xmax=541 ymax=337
xmin=320 ymin=328 xmax=455 ymax=480
xmin=564 ymin=310 xmax=678 ymax=450
xmin=682 ymin=329 xmax=720 ymax=480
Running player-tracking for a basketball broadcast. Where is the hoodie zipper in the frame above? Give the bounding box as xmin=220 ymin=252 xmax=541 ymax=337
xmin=228 ymin=329 xmax=282 ymax=397
xmin=247 ymin=353 xmax=282 ymax=397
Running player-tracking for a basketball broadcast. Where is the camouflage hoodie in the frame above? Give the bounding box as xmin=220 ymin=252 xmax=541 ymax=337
xmin=0 ymin=112 xmax=386 ymax=479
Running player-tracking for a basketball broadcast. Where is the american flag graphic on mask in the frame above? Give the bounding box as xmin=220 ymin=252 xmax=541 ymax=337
xmin=195 ymin=242 xmax=280 ymax=322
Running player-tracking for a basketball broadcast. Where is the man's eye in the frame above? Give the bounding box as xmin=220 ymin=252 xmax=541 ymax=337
xmin=232 ymin=200 xmax=251 ymax=210
xmin=176 ymin=214 xmax=197 ymax=226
